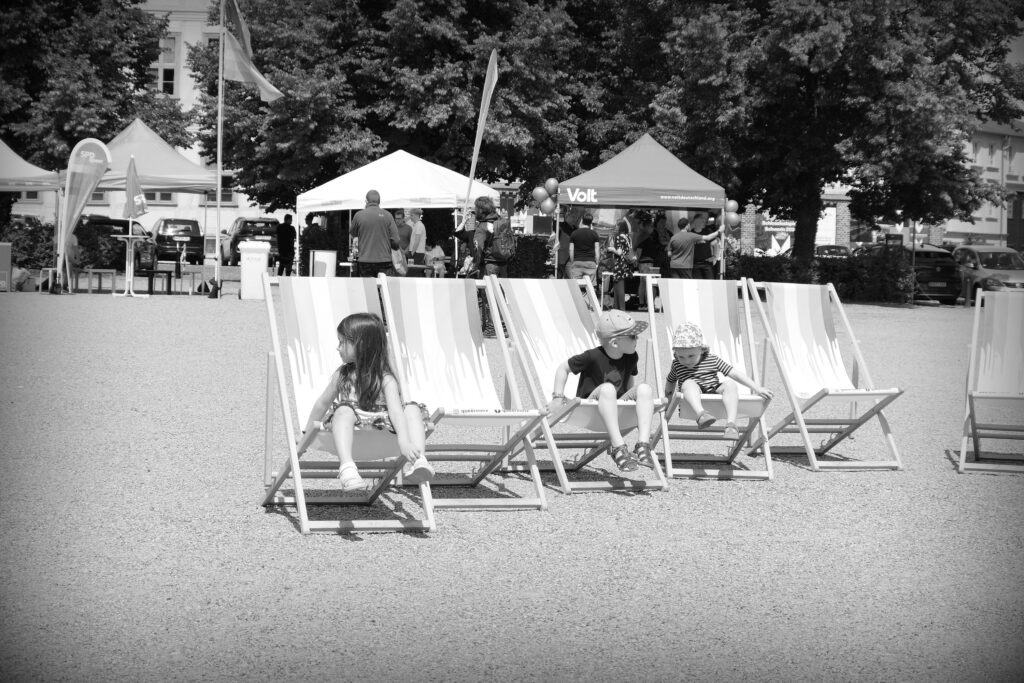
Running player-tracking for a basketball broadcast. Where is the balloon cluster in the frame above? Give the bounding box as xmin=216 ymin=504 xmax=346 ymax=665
xmin=724 ymin=199 xmax=741 ymax=227
xmin=531 ymin=178 xmax=559 ymax=215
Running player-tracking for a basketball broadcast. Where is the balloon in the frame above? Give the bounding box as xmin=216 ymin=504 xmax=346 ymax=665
xmin=544 ymin=177 xmax=559 ymax=196
xmin=725 ymin=211 xmax=741 ymax=227
xmin=725 ymin=199 xmax=739 ymax=213
xmin=532 ymin=186 xmax=548 ymax=202
xmin=540 ymin=197 xmax=557 ymax=215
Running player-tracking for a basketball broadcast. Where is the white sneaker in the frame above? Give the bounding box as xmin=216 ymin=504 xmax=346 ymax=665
xmin=402 ymin=456 xmax=435 ymax=484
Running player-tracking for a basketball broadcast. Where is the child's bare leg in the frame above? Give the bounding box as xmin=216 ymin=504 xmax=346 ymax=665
xmin=634 ymin=383 xmax=654 ymax=444
xmin=595 ymin=383 xmax=624 ymax=445
xmin=401 ymin=404 xmax=434 ymax=484
xmin=719 ymin=379 xmax=740 ymax=424
xmin=330 ymin=408 xmax=358 ymax=469
xmin=680 ymin=379 xmax=705 ymax=416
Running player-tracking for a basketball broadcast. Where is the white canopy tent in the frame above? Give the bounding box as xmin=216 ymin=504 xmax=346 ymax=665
xmin=296 ymin=150 xmax=498 ymax=213
xmin=0 ymin=139 xmax=60 ymax=191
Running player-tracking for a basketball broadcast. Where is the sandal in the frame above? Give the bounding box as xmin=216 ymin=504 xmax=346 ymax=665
xmin=338 ymin=464 xmax=371 ymax=492
xmin=633 ymin=441 xmax=653 ymax=466
xmin=611 ymin=444 xmax=639 ymax=472
xmin=696 ymin=411 xmax=717 ymax=430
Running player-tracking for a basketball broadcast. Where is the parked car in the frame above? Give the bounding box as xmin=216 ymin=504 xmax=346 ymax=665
xmin=220 ymin=217 xmax=279 ymax=266
xmin=865 ymin=242 xmax=961 ymax=304
xmin=815 ymin=244 xmax=851 ymax=259
xmin=77 ymin=214 xmax=156 ymax=271
xmin=150 ymin=218 xmax=204 ymax=264
xmin=952 ymin=245 xmax=1024 ymax=302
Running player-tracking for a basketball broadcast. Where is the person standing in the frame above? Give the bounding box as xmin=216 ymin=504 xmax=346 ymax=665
xmin=567 ymin=213 xmax=602 ymax=288
xmin=691 ymin=213 xmax=717 ymax=279
xmin=276 ymin=214 xmax=297 ymax=276
xmin=393 ymin=208 xmax=412 ymax=253
xmin=653 ymin=213 xmax=674 ymax=278
xmin=407 ymin=208 xmax=427 ymax=265
xmin=667 ymin=217 xmax=722 ymax=278
xmin=351 ymin=190 xmax=400 ymax=278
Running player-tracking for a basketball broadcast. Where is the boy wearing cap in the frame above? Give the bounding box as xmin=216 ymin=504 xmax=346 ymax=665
xmin=665 ymin=322 xmax=773 ymax=440
xmin=551 ymin=309 xmax=657 ymax=472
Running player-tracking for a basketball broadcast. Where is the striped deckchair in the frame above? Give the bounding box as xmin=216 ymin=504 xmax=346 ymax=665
xmin=490 ymin=276 xmax=668 ymax=493
xmin=378 ymin=275 xmax=548 ymax=510
xmin=262 ymin=275 xmax=435 ymax=534
xmin=646 ymin=277 xmax=773 ymax=480
xmin=747 ymin=281 xmax=903 ymax=471
xmin=958 ymin=291 xmax=1024 ymax=473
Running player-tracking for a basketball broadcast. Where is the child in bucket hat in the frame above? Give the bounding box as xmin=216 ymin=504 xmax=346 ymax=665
xmin=551 ymin=309 xmax=657 ymax=472
xmin=665 ymin=322 xmax=772 ymax=441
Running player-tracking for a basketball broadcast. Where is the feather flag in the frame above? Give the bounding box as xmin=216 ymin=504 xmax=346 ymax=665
xmin=123 ymin=156 xmax=147 ymax=219
xmin=463 ymin=50 xmax=499 ymax=211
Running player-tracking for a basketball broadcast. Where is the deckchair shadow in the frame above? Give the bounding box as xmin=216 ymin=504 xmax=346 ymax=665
xmin=378 ymin=275 xmax=548 ymax=510
xmin=646 ymin=277 xmax=773 ymax=480
xmin=746 ymin=280 xmax=903 ymax=471
xmin=490 ymin=276 xmax=668 ymax=493
xmin=958 ymin=291 xmax=1024 ymax=474
xmin=261 ymin=275 xmax=435 ymax=533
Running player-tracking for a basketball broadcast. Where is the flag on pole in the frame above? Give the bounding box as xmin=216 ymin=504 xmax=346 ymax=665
xmin=225 ymin=0 xmax=253 ymax=58
xmin=123 ymin=156 xmax=147 ymax=219
xmin=462 ymin=50 xmax=499 ymax=218
xmin=222 ymin=0 xmax=282 ymax=102
xmin=58 ymin=138 xmax=111 ymax=285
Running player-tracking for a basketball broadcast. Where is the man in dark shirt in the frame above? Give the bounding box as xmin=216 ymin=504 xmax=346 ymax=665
xmin=568 ymin=213 xmax=602 ymax=288
xmin=275 ymin=214 xmax=297 ymax=276
xmin=350 ymin=189 xmax=400 ymax=277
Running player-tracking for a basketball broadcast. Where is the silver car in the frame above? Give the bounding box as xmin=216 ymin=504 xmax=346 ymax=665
xmin=952 ymin=245 xmax=1024 ymax=303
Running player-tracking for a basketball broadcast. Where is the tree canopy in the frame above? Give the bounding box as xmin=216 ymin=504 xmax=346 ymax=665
xmin=651 ymin=0 xmax=1024 ymax=258
xmin=0 ymin=0 xmax=193 ymax=171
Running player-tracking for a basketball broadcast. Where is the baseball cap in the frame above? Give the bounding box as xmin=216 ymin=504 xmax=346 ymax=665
xmin=596 ymin=309 xmax=648 ymax=340
xmin=672 ymin=322 xmax=707 ymax=349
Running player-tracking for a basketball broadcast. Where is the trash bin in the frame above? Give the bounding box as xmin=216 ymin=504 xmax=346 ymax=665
xmin=238 ymin=240 xmax=270 ymax=300
xmin=310 ymin=250 xmax=337 ymax=277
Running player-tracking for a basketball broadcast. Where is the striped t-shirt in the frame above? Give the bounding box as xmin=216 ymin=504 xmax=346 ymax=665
xmin=667 ymin=352 xmax=733 ymax=393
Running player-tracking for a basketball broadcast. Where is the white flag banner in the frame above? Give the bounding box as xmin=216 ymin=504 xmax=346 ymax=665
xmin=58 ymin=138 xmax=111 ymax=277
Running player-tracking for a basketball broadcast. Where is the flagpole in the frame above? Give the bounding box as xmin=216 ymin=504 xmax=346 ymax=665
xmin=214 ymin=0 xmax=226 ymax=295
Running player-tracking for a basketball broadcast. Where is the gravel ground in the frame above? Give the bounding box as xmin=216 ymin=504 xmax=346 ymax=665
xmin=1 ymin=284 xmax=1022 ymax=683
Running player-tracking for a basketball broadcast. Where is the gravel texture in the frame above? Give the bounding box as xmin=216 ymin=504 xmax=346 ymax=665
xmin=1 ymin=284 xmax=1022 ymax=683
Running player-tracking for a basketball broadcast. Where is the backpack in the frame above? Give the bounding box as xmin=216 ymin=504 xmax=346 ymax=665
xmin=488 ymin=218 xmax=516 ymax=262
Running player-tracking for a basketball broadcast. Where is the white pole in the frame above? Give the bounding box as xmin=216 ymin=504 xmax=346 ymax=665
xmin=214 ymin=0 xmax=226 ymax=293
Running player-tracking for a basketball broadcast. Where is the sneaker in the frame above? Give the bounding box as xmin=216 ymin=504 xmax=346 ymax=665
xmin=633 ymin=441 xmax=653 ymax=466
xmin=696 ymin=411 xmax=717 ymax=430
xmin=402 ymin=455 xmax=435 ymax=485
xmin=611 ymin=444 xmax=639 ymax=472
xmin=723 ymin=423 xmax=739 ymax=441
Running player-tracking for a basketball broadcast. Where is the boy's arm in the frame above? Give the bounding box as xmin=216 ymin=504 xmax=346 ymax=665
xmin=726 ymin=367 xmax=773 ymax=399
xmin=552 ymin=362 xmax=571 ymax=403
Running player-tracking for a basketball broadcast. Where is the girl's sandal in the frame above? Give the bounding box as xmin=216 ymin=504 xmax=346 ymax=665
xmin=611 ymin=444 xmax=639 ymax=472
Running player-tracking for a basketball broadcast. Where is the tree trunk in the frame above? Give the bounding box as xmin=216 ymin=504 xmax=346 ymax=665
xmin=791 ymin=190 xmax=824 ymax=262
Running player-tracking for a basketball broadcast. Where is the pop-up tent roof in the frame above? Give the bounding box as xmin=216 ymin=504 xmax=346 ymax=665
xmin=557 ymin=133 xmax=725 ymax=209
xmin=0 ymin=139 xmax=60 ymax=191
xmin=98 ymin=118 xmax=217 ymax=194
xmin=297 ymin=150 xmax=498 ymax=212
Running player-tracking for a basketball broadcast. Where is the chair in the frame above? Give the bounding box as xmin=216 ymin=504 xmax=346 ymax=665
xmin=958 ymin=291 xmax=1024 ymax=473
xmin=261 ymin=275 xmax=435 ymax=533
xmin=645 ymin=277 xmax=774 ymax=480
xmin=377 ymin=276 xmax=549 ymax=510
xmin=747 ymin=281 xmax=904 ymax=471
xmin=490 ymin=276 xmax=669 ymax=493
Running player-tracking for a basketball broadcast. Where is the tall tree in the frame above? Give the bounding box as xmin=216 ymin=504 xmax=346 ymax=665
xmin=651 ymin=0 xmax=1024 ymax=259
xmin=0 ymin=0 xmax=193 ymax=170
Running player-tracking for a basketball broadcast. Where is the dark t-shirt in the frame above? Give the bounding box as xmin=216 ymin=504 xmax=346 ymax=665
xmin=567 ymin=346 xmax=639 ymax=398
xmin=569 ymin=227 xmax=601 ymax=262
xmin=276 ymin=222 xmax=297 ymax=255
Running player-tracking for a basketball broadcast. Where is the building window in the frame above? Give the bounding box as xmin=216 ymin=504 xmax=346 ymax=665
xmin=149 ymin=35 xmax=179 ymax=96
xmin=144 ymin=191 xmax=175 ymax=204
xmin=21 ymin=190 xmax=40 ymax=203
xmin=203 ymin=186 xmax=236 ymax=206
xmin=88 ymin=191 xmax=106 ymax=204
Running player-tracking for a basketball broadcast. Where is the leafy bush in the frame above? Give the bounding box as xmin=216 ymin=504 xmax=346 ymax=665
xmin=0 ymin=219 xmax=55 ymax=269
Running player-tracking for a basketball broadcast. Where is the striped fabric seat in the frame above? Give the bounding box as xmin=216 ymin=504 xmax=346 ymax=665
xmin=959 ymin=291 xmax=1024 ymax=473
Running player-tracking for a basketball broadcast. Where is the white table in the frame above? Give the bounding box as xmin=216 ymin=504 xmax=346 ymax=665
xmin=112 ymin=234 xmax=150 ymax=298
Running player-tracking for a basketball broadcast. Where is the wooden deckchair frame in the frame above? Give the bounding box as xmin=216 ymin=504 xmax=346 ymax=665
xmin=747 ymin=280 xmax=903 ymax=471
xmin=489 ymin=275 xmax=669 ymax=493
xmin=261 ymin=274 xmax=435 ymax=533
xmin=646 ymin=277 xmax=773 ymax=480
xmin=958 ymin=291 xmax=1024 ymax=474
xmin=377 ymin=275 xmax=548 ymax=510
